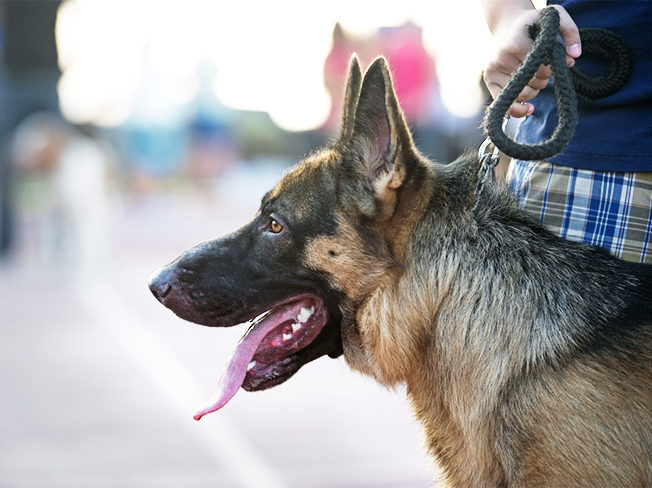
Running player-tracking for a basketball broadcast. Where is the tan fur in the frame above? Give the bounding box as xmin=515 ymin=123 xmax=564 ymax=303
xmin=306 ymin=202 xmax=513 ymax=484
xmin=307 ymin=169 xmax=652 ymax=487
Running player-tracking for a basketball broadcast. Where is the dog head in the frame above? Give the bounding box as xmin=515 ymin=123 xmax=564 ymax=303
xmin=149 ymin=55 xmax=433 ymax=417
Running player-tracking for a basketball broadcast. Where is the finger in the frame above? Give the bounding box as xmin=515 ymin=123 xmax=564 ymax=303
xmin=484 ymin=68 xmax=512 ymax=99
xmin=529 ymin=65 xmax=552 ymax=91
xmin=517 ymin=85 xmax=541 ymax=103
xmin=484 ymin=51 xmax=524 ymax=90
xmin=549 ymin=5 xmax=582 ymax=59
xmin=528 ymin=77 xmax=548 ymax=92
xmin=508 ymin=102 xmax=534 ymax=119
xmin=486 ymin=70 xmax=543 ymax=105
xmin=486 ymin=56 xmax=551 ymax=93
xmin=533 ymin=64 xmax=552 ymax=80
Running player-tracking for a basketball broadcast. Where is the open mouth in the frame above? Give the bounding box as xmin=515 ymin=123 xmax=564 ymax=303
xmin=193 ymin=294 xmax=328 ymax=420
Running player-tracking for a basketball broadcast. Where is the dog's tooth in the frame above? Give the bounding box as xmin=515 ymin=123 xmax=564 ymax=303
xmin=282 ymin=333 xmax=293 ymax=341
xmin=298 ymin=306 xmax=315 ymax=324
xmin=292 ymin=322 xmax=302 ymax=333
xmin=247 ymin=361 xmax=256 ymax=372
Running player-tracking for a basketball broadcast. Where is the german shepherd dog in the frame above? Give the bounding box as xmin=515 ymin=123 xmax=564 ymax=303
xmin=149 ymin=55 xmax=652 ymax=487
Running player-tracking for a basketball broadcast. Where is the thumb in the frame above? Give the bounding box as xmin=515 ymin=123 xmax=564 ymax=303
xmin=550 ymin=5 xmax=582 ymax=59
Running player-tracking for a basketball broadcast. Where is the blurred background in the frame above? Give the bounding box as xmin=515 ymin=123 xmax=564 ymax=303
xmin=0 ymin=1 xmax=500 ymax=486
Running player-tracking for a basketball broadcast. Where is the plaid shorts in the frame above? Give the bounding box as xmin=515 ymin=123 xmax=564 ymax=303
xmin=508 ymin=160 xmax=652 ymax=264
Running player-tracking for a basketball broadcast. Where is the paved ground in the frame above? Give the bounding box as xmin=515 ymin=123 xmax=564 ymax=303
xmin=0 ymin=165 xmax=441 ymax=487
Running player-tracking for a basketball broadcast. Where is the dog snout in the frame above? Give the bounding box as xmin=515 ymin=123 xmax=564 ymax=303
xmin=148 ymin=267 xmax=174 ymax=303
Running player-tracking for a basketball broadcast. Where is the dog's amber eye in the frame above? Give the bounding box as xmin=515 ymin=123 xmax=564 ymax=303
xmin=269 ymin=218 xmax=283 ymax=233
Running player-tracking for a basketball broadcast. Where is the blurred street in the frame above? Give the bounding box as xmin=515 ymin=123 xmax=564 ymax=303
xmin=0 ymin=164 xmax=439 ymax=488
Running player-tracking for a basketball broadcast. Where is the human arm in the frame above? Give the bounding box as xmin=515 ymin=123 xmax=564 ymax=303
xmin=481 ymin=0 xmax=582 ymax=117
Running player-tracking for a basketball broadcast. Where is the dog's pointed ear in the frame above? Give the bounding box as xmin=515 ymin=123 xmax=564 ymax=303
xmin=340 ymin=54 xmax=363 ymax=138
xmin=345 ymin=57 xmax=417 ymax=219
xmin=352 ymin=57 xmax=415 ymax=185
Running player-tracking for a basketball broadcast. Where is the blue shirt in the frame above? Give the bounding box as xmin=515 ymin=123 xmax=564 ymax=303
xmin=516 ymin=0 xmax=652 ymax=171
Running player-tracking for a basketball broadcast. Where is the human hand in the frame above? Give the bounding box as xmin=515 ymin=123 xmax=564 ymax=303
xmin=483 ymin=5 xmax=582 ymax=118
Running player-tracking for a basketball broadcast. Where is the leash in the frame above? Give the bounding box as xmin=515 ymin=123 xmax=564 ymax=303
xmin=480 ymin=6 xmax=633 ymax=164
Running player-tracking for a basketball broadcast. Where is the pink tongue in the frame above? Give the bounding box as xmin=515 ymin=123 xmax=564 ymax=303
xmin=193 ymin=301 xmax=304 ymax=420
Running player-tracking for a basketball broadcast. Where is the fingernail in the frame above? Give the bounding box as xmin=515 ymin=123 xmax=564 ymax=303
xmin=567 ymin=43 xmax=581 ymax=57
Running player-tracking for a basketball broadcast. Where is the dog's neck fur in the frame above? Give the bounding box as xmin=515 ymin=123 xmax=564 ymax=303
xmin=324 ymin=56 xmax=649 ymax=487
xmin=346 ymin=154 xmax=644 ymax=486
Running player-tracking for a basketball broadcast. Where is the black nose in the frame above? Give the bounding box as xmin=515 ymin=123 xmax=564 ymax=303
xmin=148 ymin=267 xmax=173 ymax=303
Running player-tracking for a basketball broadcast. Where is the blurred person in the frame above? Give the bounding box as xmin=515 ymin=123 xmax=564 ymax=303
xmin=323 ymin=23 xmax=375 ymax=133
xmin=378 ymin=22 xmax=437 ymax=126
xmin=12 ymin=113 xmax=114 ymax=270
xmin=482 ymin=0 xmax=652 ymax=263
xmin=324 ymin=22 xmax=439 ymax=129
xmin=324 ymin=22 xmax=438 ymax=128
xmin=323 ymin=22 xmax=452 ymax=161
xmin=186 ymin=58 xmax=240 ymax=185
xmin=0 ymin=0 xmax=62 ymax=259
xmin=120 ymin=43 xmax=190 ymax=188
xmin=378 ymin=22 xmax=453 ymax=162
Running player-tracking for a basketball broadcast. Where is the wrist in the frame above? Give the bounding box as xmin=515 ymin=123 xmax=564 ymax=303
xmin=484 ymin=0 xmax=537 ymax=35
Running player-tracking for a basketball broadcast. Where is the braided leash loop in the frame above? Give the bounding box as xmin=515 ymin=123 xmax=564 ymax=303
xmin=482 ymin=6 xmax=633 ymax=162
xmin=571 ymin=27 xmax=633 ymax=100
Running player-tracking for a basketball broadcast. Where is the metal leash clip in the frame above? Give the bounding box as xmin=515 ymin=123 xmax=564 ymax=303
xmin=472 ymin=137 xmax=502 ymax=211
xmin=478 ymin=138 xmax=501 ymax=182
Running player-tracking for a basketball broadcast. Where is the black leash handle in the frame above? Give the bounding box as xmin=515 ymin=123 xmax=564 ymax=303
xmin=483 ymin=7 xmax=633 ymax=161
